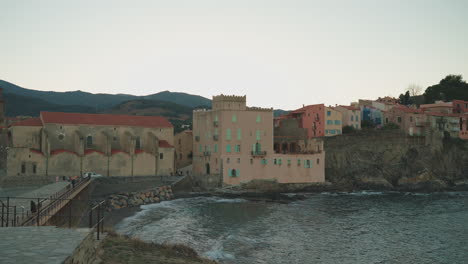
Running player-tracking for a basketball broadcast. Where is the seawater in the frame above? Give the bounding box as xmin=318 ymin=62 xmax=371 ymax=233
xmin=115 ymin=192 xmax=468 ymax=264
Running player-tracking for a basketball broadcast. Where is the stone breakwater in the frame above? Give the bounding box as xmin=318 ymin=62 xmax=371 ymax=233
xmin=105 ymin=185 xmax=174 ymax=211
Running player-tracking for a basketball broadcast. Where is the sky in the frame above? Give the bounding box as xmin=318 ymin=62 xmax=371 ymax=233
xmin=1 ymin=0 xmax=467 ymax=110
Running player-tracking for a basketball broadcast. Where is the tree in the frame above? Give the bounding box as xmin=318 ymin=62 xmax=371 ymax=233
xmin=361 ymin=120 xmax=376 ymax=129
xmin=407 ymin=84 xmax=423 ymax=97
xmin=398 ymin=91 xmax=412 ymax=105
xmin=342 ymin=125 xmax=356 ymax=134
xmin=423 ymin=75 xmax=468 ymax=103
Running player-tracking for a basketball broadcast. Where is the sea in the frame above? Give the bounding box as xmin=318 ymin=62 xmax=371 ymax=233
xmin=115 ymin=191 xmax=468 ymax=264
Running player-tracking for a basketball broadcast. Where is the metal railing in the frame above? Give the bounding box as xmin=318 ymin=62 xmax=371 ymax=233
xmin=0 ymin=176 xmax=91 ymax=227
xmin=89 ymin=201 xmax=105 ymax=240
xmin=251 ymin=151 xmax=267 ymax=156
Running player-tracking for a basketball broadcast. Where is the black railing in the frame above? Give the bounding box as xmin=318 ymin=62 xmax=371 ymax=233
xmin=89 ymin=201 xmax=105 ymax=240
xmin=251 ymin=151 xmax=267 ymax=156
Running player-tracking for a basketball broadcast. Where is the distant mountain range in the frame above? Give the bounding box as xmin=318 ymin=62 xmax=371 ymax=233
xmin=0 ymin=79 xmax=289 ymax=129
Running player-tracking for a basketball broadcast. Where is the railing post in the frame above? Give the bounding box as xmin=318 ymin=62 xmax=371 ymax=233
xmin=100 ymin=204 xmax=104 ymax=235
xmin=6 ymin=197 xmax=9 ymax=227
xmin=97 ymin=204 xmax=100 ymax=240
xmin=89 ymin=208 xmax=93 ymax=228
xmin=37 ymin=198 xmax=40 ymax=226
xmin=68 ymin=199 xmax=72 ymax=228
xmin=1 ymin=202 xmax=4 ymax=227
xmin=13 ymin=206 xmax=17 ymax=227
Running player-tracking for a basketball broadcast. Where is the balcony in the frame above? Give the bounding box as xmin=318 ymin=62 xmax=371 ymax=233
xmin=203 ymin=151 xmax=211 ymax=156
xmin=195 ymin=136 xmax=200 ymax=142
xmin=451 ymin=127 xmax=460 ymax=132
xmin=251 ymin=151 xmax=267 ymax=157
xmin=213 ymin=135 xmax=219 ymax=141
xmin=213 ymin=121 xmax=219 ymax=127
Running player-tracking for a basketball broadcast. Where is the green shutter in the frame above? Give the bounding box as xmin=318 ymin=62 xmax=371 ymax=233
xmin=256 ymin=115 xmax=261 ymax=123
xmin=256 ymin=130 xmax=261 ymax=140
xmin=232 ymin=114 xmax=237 ymax=122
xmin=199 ymin=144 xmax=202 ymax=152
xmin=237 ymin=128 xmax=242 ymax=140
xmin=236 ymin=169 xmax=240 ymax=177
xmin=228 ymin=169 xmax=232 ymax=177
xmin=226 ymin=144 xmax=231 ymax=153
xmin=214 ymin=144 xmax=218 ymax=153
xmin=226 ymin=129 xmax=231 ymax=140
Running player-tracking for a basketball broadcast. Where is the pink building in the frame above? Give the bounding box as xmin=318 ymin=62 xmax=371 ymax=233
xmin=192 ymin=95 xmax=325 ymax=186
xmin=384 ymin=106 xmax=427 ymax=136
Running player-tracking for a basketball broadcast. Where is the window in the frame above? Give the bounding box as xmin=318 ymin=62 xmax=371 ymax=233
xmin=214 ymin=128 xmax=219 ymax=135
xmin=256 ymin=130 xmax=261 ymax=140
xmin=226 ymin=129 xmax=232 ymax=140
xmin=199 ymin=144 xmax=202 ymax=152
xmin=235 ymin=145 xmax=241 ymax=152
xmin=135 ymin=137 xmax=141 ymax=150
xmin=250 ymin=159 xmax=253 ymax=164
xmin=261 ymin=159 xmax=268 ymax=165
xmin=410 ymin=116 xmax=413 ymax=122
xmin=227 ymin=158 xmax=230 ymax=164
xmin=228 ymin=169 xmax=239 ymax=177
xmin=215 ymin=115 xmax=218 ymax=121
xmin=325 ymin=130 xmax=329 ymax=134
xmin=159 ymin=153 xmax=164 ymax=159
xmin=256 ymin=115 xmax=261 ymax=123
xmin=327 ymin=120 xmax=333 ymax=125
xmin=226 ymin=144 xmax=231 ymax=153
xmin=397 ymin=117 xmax=402 ymax=123
xmin=317 ymin=158 xmax=320 ymax=164
xmin=232 ymin=114 xmax=237 ymax=123
xmin=297 ymin=159 xmax=301 ymax=166
xmin=58 ymin=134 xmax=64 ymax=140
xmin=278 ymin=158 xmax=282 ymax=165
xmin=356 ymin=116 xmax=359 ymax=122
xmin=274 ymin=159 xmax=277 ymax=165
xmin=237 ymin=128 xmax=242 ymax=140
xmin=86 ymin=136 xmax=93 ymax=147
xmin=351 ymin=115 xmax=354 ymax=121
xmin=214 ymin=144 xmax=218 ymax=153
xmin=237 ymin=158 xmax=241 ymax=164
xmin=21 ymin=163 xmax=26 ymax=173
xmin=327 ymin=111 xmax=331 ymax=116
xmin=331 ymin=130 xmax=336 ymax=135
xmin=334 ymin=120 xmax=341 ymax=125
xmin=33 ymin=164 xmax=37 ymax=174
xmin=178 ymin=139 xmax=182 ymax=145
xmin=287 ymin=159 xmax=291 ymax=165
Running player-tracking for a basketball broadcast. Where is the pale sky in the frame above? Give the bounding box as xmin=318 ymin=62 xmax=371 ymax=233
xmin=1 ymin=0 xmax=467 ymax=109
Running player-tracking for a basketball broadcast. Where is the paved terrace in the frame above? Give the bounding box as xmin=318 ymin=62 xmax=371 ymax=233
xmin=0 ymin=227 xmax=90 ymax=264
xmin=1 ymin=182 xmax=70 ymax=210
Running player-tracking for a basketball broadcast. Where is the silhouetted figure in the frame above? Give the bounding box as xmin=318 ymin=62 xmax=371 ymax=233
xmin=30 ymin=201 xmax=37 ymax=213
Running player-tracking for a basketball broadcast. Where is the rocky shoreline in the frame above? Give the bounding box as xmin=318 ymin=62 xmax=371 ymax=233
xmin=105 ymin=185 xmax=174 ymax=211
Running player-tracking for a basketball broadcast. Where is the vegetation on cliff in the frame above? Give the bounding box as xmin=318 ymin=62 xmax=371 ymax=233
xmin=94 ymin=232 xmax=217 ymax=264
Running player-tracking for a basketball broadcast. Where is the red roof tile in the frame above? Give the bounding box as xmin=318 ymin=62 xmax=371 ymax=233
xmin=159 ymin=140 xmax=174 ymax=148
xmin=40 ymin=112 xmax=173 ymax=128
xmin=135 ymin=149 xmax=148 ymax=154
xmin=426 ymin=112 xmax=461 ymax=117
xmin=111 ymin=149 xmax=130 ymax=155
xmin=50 ymin=149 xmax=79 ymax=156
xmin=30 ymin=149 xmax=44 ymax=155
xmin=338 ymin=105 xmax=360 ymax=111
xmin=393 ymin=106 xmax=424 ymax=114
xmin=11 ymin=118 xmax=43 ymax=127
xmin=84 ymin=149 xmax=105 ymax=155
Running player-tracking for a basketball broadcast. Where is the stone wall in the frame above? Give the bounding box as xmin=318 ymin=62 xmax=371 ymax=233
xmin=63 ymin=230 xmax=97 ymax=264
xmin=324 ymin=130 xmax=468 ymax=190
xmin=105 ymin=185 xmax=174 ymax=210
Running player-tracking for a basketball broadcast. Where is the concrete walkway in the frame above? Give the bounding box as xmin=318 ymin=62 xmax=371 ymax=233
xmin=0 ymin=226 xmax=90 ymax=264
xmin=2 ymin=182 xmax=70 ymax=210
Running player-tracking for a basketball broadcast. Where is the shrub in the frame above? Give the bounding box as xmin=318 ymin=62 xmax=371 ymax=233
xmin=342 ymin=125 xmax=356 ymax=134
xmin=382 ymin=122 xmax=400 ymax=130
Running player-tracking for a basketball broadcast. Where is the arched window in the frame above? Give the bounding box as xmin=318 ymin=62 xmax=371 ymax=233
xmin=135 ymin=136 xmax=141 ymax=150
